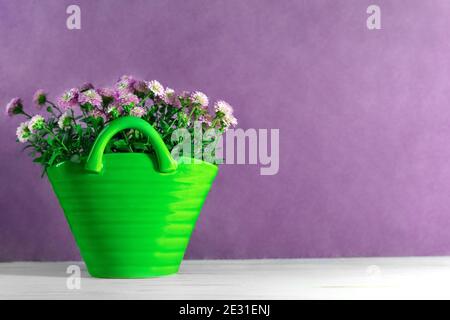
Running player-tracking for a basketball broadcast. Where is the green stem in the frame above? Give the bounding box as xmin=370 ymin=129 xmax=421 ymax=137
xmin=70 ymin=109 xmax=77 ymax=126
xmin=44 ymin=127 xmax=69 ymax=152
xmin=138 ymin=92 xmax=153 ymax=106
xmin=123 ymin=131 xmax=134 ymax=152
xmin=47 ymin=101 xmax=63 ymax=115
xmin=46 ymin=107 xmax=58 ymax=117
xmin=210 ymin=118 xmax=219 ymax=129
xmin=21 ymin=111 xmax=32 ymax=119
xmin=188 ymin=107 xmax=195 ymax=119
xmin=162 ymin=117 xmax=180 ymax=140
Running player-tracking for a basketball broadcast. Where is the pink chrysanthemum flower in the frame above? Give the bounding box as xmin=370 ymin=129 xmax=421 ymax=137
xmin=116 ymin=75 xmax=136 ymax=92
xmin=33 ymin=90 xmax=47 ymax=109
xmin=130 ymin=106 xmax=146 ymax=118
xmin=5 ymin=98 xmax=23 ymax=116
xmin=58 ymin=88 xmax=79 ymax=109
xmin=147 ymin=80 xmax=165 ymax=97
xmin=78 ymin=89 xmax=102 ymax=108
xmin=117 ymin=91 xmax=140 ymax=106
xmin=191 ymin=91 xmax=209 ymax=107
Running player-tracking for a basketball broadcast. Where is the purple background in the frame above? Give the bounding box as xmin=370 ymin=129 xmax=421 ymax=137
xmin=2 ymin=0 xmax=450 ymax=261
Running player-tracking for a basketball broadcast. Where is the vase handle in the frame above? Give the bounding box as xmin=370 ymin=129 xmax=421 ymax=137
xmin=85 ymin=116 xmax=178 ymax=174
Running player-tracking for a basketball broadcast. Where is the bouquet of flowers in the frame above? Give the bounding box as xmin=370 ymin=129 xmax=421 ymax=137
xmin=6 ymin=75 xmax=237 ymax=175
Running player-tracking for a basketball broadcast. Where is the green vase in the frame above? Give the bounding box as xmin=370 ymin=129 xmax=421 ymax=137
xmin=47 ymin=117 xmax=218 ymax=278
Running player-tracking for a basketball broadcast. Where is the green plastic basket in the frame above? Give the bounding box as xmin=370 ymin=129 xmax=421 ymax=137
xmin=47 ymin=117 xmax=218 ymax=278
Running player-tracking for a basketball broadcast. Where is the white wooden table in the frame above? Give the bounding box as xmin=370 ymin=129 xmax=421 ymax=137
xmin=1 ymin=257 xmax=450 ymax=299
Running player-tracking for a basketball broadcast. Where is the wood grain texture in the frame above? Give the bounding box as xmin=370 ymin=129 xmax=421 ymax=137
xmin=1 ymin=257 xmax=450 ymax=299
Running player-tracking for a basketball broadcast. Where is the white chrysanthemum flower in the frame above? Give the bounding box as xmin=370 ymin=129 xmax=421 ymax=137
xmin=214 ymin=100 xmax=233 ymax=115
xmin=214 ymin=100 xmax=237 ymax=128
xmin=163 ymin=87 xmax=175 ymax=104
xmin=16 ymin=122 xmax=31 ymax=143
xmin=130 ymin=106 xmax=146 ymax=118
xmin=191 ymin=91 xmax=209 ymax=107
xmin=28 ymin=115 xmax=45 ymax=133
xmin=147 ymin=80 xmax=165 ymax=97
xmin=58 ymin=111 xmax=72 ymax=130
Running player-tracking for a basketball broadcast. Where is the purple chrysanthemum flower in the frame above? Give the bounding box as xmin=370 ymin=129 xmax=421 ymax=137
xmin=179 ymin=91 xmax=191 ymax=98
xmin=32 ymin=90 xmax=47 ymax=109
xmin=97 ymin=87 xmax=115 ymax=98
xmin=116 ymin=75 xmax=136 ymax=92
xmin=58 ymin=88 xmax=79 ymax=109
xmin=78 ymin=89 xmax=102 ymax=108
xmin=199 ymin=113 xmax=213 ymax=126
xmin=5 ymin=98 xmax=23 ymax=116
xmin=133 ymin=80 xmax=150 ymax=93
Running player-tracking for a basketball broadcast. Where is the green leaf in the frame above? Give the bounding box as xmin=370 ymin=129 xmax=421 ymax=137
xmin=48 ymin=150 xmax=61 ymax=166
xmin=33 ymin=156 xmax=44 ymax=163
xmin=113 ymin=139 xmax=127 ymax=148
xmin=132 ymin=142 xmax=147 ymax=150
